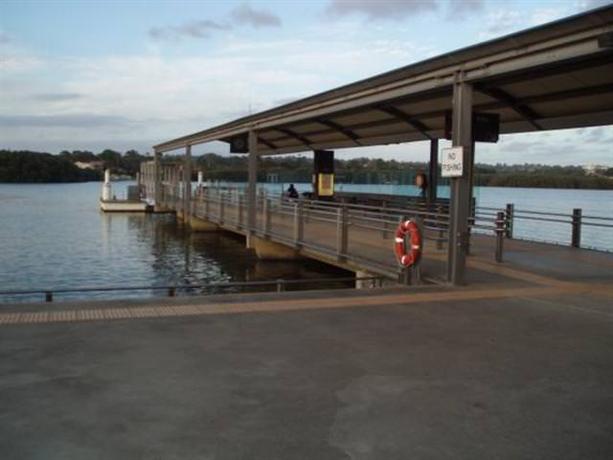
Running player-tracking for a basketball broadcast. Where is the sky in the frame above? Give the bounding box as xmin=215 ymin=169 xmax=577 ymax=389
xmin=1 ymin=0 xmax=612 ymax=165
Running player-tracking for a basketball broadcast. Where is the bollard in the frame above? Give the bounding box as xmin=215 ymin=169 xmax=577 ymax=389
xmin=336 ymin=206 xmax=348 ymax=260
xmin=276 ymin=279 xmax=285 ymax=292
xmin=495 ymin=211 xmax=505 ymax=262
xmin=168 ymin=287 xmax=176 ymax=297
xmin=45 ymin=291 xmax=53 ymax=303
xmin=505 ymin=203 xmax=514 ymax=239
xmin=571 ymin=208 xmax=582 ymax=248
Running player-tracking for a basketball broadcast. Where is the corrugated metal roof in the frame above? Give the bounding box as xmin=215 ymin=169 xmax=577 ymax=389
xmin=155 ymin=5 xmax=613 ymax=155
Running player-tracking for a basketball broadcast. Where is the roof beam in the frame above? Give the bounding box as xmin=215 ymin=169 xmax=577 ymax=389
xmin=276 ymin=128 xmax=312 ymax=147
xmin=258 ymin=138 xmax=278 ymax=150
xmin=316 ymin=118 xmax=362 ymax=145
xmin=477 ymin=86 xmax=543 ymax=130
xmin=375 ymin=105 xmax=432 ymax=140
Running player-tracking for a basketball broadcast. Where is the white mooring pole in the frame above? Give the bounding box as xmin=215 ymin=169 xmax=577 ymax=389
xmin=102 ymin=169 xmax=112 ymax=201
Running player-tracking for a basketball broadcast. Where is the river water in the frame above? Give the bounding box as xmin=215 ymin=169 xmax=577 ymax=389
xmin=0 ymin=182 xmax=352 ymax=303
xmin=1 ymin=182 xmax=612 ymax=303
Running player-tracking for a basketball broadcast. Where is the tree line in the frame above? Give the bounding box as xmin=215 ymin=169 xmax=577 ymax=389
xmin=1 ymin=150 xmax=612 ymax=189
xmin=0 ymin=149 xmax=150 ymax=183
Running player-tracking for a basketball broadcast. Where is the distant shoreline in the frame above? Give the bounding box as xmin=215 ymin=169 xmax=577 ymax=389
xmin=0 ymin=178 xmax=613 ymax=192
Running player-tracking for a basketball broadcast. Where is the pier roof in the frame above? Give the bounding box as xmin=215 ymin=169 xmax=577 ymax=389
xmin=154 ymin=5 xmax=613 ymax=155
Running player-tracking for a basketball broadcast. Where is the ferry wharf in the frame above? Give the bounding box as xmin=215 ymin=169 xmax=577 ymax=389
xmin=3 ymin=5 xmax=613 ymax=459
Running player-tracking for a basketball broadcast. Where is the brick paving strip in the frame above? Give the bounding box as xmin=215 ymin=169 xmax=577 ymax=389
xmin=1 ymin=282 xmax=611 ymax=327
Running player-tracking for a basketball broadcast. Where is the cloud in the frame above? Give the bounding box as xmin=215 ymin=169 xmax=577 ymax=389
xmin=447 ymin=0 xmax=484 ymax=19
xmin=230 ymin=3 xmax=282 ymax=28
xmin=576 ymin=0 xmax=613 ymax=10
xmin=325 ymin=0 xmax=438 ymax=21
xmin=483 ymin=9 xmax=523 ymax=37
xmin=0 ymin=113 xmax=135 ymax=128
xmin=33 ymin=93 xmax=83 ymax=102
xmin=148 ymin=3 xmax=281 ymax=42
xmin=0 ymin=32 xmax=10 ymax=45
xmin=149 ymin=20 xmax=230 ymax=41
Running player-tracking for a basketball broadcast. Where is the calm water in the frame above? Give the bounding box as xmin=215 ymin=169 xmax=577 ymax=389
xmin=1 ymin=181 xmax=612 ymax=303
xmin=0 ymin=182 xmax=351 ymax=303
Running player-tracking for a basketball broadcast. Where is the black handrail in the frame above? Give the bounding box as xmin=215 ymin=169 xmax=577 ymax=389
xmin=0 ymin=276 xmax=385 ymax=303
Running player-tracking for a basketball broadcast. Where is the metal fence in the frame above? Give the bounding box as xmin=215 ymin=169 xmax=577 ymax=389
xmin=498 ymin=204 xmax=613 ymax=252
xmin=147 ymin=183 xmax=613 ymax=286
xmin=188 ymin=188 xmax=509 ymax=282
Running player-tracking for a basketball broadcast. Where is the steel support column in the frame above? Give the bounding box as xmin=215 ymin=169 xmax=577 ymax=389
xmin=247 ymin=130 xmax=258 ymax=236
xmin=184 ymin=145 xmax=192 ymax=219
xmin=153 ymin=150 xmax=161 ymax=210
xmin=447 ymin=79 xmax=473 ymax=285
xmin=428 ymin=139 xmax=438 ymax=203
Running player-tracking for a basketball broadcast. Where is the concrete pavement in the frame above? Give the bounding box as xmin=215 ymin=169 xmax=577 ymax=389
xmin=1 ymin=282 xmax=612 ymax=459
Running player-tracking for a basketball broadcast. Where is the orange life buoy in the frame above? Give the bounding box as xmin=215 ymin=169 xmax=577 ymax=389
xmin=394 ymin=220 xmax=422 ymax=267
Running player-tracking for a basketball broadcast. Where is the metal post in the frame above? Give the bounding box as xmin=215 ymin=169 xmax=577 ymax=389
xmin=495 ymin=211 xmax=505 ymax=262
xmin=336 ymin=206 xmax=348 ymax=260
xmin=153 ymin=150 xmax=161 ymax=210
xmin=436 ymin=203 xmax=445 ymax=250
xmin=428 ymin=139 xmax=438 ymax=204
xmin=412 ymin=216 xmax=424 ymax=284
xmin=238 ymin=194 xmax=244 ymax=228
xmin=571 ymin=208 xmax=582 ymax=248
xmin=204 ymin=188 xmax=210 ymax=218
xmin=45 ymin=291 xmax=53 ymax=302
xmin=381 ymin=201 xmax=389 ymax=239
xmin=276 ymin=279 xmax=285 ymax=292
xmin=168 ymin=287 xmax=176 ymax=297
xmin=220 ymin=192 xmax=225 ymax=224
xmin=293 ymin=201 xmax=303 ymax=247
xmin=184 ymin=145 xmax=192 ymax=220
xmin=247 ymin=130 xmax=258 ymax=234
xmin=505 ymin=203 xmax=514 ymax=239
xmin=264 ymin=198 xmax=271 ymax=235
xmin=447 ymin=77 xmax=473 ymax=285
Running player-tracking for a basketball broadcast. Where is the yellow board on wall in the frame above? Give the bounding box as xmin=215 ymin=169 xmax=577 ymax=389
xmin=318 ymin=173 xmax=334 ymax=196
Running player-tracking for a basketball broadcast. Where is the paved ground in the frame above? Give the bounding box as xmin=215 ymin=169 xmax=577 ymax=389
xmin=1 ymin=276 xmax=613 ymax=459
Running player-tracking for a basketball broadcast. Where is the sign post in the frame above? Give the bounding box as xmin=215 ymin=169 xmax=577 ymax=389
xmin=441 ymin=146 xmax=464 ymax=178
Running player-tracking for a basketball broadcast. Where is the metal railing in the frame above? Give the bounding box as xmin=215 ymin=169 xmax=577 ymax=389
xmin=0 ymin=276 xmax=384 ymax=304
xmin=143 ymin=180 xmax=613 ymax=272
xmin=500 ymin=203 xmax=613 ymax=251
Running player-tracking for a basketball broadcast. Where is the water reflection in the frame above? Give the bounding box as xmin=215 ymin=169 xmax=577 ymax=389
xmin=0 ymin=182 xmax=351 ymax=304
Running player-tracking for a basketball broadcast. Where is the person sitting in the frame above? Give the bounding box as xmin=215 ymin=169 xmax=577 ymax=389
xmin=287 ymin=184 xmax=299 ymax=199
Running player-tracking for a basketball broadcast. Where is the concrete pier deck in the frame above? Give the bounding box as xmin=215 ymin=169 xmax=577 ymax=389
xmin=1 ymin=253 xmax=613 ymax=459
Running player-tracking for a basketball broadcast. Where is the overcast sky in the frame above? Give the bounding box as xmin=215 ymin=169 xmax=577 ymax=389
xmin=1 ymin=0 xmax=612 ymax=165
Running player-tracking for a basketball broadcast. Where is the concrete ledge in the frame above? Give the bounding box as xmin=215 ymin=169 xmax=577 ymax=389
xmin=249 ymin=235 xmax=301 ymax=260
xmin=189 ymin=216 xmax=219 ymax=232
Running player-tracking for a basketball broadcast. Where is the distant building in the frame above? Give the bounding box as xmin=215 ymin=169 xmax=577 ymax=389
xmin=266 ymin=173 xmax=280 ymax=183
xmin=583 ymin=164 xmax=606 ymax=175
xmin=75 ymin=160 xmax=104 ymax=171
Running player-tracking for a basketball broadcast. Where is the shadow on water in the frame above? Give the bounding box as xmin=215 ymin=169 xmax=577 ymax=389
xmin=129 ymin=213 xmax=354 ymax=298
xmin=2 ymin=205 xmax=353 ymax=303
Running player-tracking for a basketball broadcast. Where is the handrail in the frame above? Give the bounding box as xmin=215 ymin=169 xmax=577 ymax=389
xmin=0 ymin=276 xmax=385 ymax=303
